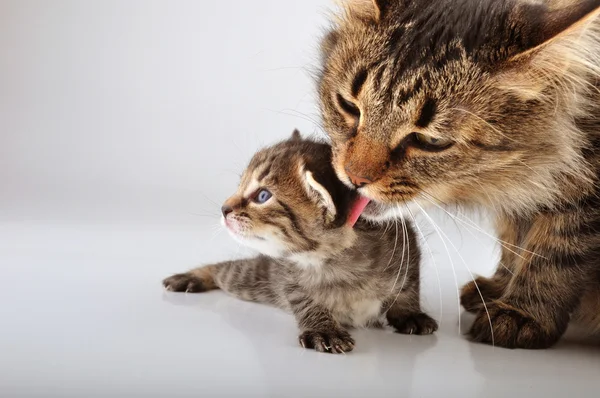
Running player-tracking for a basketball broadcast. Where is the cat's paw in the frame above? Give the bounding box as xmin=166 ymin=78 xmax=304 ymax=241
xmin=469 ymin=301 xmax=563 ymax=349
xmin=298 ymin=329 xmax=355 ymax=354
xmin=460 ymin=276 xmax=505 ymax=313
xmin=388 ymin=312 xmax=438 ymax=335
xmin=163 ymin=273 xmax=211 ymax=293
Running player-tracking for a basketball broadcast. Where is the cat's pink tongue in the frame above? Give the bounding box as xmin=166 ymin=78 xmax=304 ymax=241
xmin=347 ymin=196 xmax=371 ymax=227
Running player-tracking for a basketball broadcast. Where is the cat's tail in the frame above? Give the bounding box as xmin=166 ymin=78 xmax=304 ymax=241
xmin=162 ymin=256 xmax=278 ymax=305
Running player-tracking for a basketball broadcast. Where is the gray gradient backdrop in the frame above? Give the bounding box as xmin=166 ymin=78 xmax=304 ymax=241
xmin=1 ymin=1 xmax=598 ymax=397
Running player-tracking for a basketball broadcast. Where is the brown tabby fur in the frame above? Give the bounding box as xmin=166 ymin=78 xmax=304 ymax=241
xmin=163 ymin=132 xmax=436 ymax=354
xmin=318 ymin=0 xmax=600 ymax=348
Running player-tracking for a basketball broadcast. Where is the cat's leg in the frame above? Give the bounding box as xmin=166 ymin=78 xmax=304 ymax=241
xmin=286 ymin=285 xmax=354 ymax=354
xmin=469 ymin=212 xmax=595 ymax=349
xmin=384 ymin=287 xmax=438 ymax=335
xmin=163 ymin=256 xmax=278 ymax=305
xmin=461 ymin=216 xmax=520 ymax=313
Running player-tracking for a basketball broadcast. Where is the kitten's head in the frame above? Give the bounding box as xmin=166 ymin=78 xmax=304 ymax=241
xmin=319 ymin=0 xmax=600 ymax=220
xmin=221 ymin=130 xmax=360 ymax=260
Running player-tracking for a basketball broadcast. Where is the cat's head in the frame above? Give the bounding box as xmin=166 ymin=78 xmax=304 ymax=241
xmin=221 ymin=130 xmax=361 ymax=262
xmin=319 ymin=0 xmax=600 ymax=220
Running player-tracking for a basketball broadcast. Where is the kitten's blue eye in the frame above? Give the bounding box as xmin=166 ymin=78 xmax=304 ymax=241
xmin=254 ymin=189 xmax=272 ymax=204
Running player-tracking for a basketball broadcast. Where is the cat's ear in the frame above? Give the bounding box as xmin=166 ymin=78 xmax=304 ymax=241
xmin=498 ymin=1 xmax=600 ymax=100
xmin=298 ymin=162 xmax=337 ymax=223
xmin=509 ymin=1 xmax=600 ymax=61
xmin=338 ymin=0 xmax=389 ymax=22
xmin=290 ymin=129 xmax=302 ymax=142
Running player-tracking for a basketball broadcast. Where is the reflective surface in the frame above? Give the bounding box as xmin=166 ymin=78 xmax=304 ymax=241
xmin=1 ymin=195 xmax=599 ymax=397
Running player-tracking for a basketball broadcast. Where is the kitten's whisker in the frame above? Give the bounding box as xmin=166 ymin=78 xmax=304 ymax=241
xmin=406 ymin=206 xmax=444 ymax=325
xmin=208 ymin=225 xmax=225 ymax=244
xmin=198 ymin=192 xmax=223 ymax=210
xmin=189 ymin=212 xmax=220 ymax=219
xmin=415 ymin=202 xmax=462 ymax=335
xmin=417 ymin=202 xmax=495 ymax=346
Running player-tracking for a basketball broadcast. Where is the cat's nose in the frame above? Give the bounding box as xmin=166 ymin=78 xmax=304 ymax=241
xmin=345 ymin=167 xmax=373 ymax=188
xmin=221 ymin=205 xmax=234 ymax=218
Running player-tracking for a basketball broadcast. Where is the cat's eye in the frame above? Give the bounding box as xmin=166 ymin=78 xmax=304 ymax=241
xmin=336 ymin=94 xmax=361 ymax=118
xmin=413 ymin=132 xmax=453 ymax=150
xmin=253 ymin=189 xmax=272 ymax=204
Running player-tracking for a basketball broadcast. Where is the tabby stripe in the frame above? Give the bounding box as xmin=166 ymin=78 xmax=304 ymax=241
xmin=415 ymin=97 xmax=437 ymax=128
xmin=288 ymin=296 xmax=308 ymax=307
xmin=351 ymin=69 xmax=368 ymax=97
xmin=262 ymin=217 xmax=294 ymax=242
xmin=258 ymin=165 xmax=271 ymax=182
xmin=277 ymin=200 xmax=319 ymax=250
xmin=389 ymin=180 xmax=419 ymax=189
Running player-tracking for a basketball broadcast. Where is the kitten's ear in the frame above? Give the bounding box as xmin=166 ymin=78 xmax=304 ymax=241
xmin=290 ymin=129 xmax=302 ymax=142
xmin=298 ymin=162 xmax=337 ymax=223
xmin=509 ymin=1 xmax=600 ymax=61
xmin=338 ymin=0 xmax=390 ymax=22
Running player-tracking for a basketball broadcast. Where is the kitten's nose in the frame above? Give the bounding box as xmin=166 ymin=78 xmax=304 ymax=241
xmin=345 ymin=167 xmax=373 ymax=188
xmin=221 ymin=205 xmax=233 ymax=218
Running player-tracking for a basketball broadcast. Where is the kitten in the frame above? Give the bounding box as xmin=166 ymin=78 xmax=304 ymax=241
xmin=163 ymin=131 xmax=437 ymax=354
xmin=318 ymin=0 xmax=600 ymax=348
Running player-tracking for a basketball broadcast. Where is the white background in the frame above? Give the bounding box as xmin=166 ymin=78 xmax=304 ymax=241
xmin=1 ymin=1 xmax=599 ymax=397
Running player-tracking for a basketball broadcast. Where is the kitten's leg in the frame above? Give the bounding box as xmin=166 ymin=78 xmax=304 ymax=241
xmin=286 ymin=286 xmax=354 ymax=354
xmin=385 ymin=288 xmax=438 ymax=335
xmin=163 ymin=256 xmax=278 ymax=305
xmin=469 ymin=212 xmax=595 ymax=349
xmin=461 ymin=217 xmax=519 ymax=313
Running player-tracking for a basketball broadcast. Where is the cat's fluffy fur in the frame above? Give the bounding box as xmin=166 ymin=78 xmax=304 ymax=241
xmin=319 ymin=0 xmax=600 ymax=348
xmin=163 ymin=132 xmax=436 ymax=354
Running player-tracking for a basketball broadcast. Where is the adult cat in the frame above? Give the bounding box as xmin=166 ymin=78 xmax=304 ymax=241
xmin=318 ymin=0 xmax=600 ymax=349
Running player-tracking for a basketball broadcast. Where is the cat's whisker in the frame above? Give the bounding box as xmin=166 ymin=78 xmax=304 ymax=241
xmin=385 ymin=206 xmax=413 ymax=311
xmin=263 ymin=108 xmax=325 ymax=134
xmin=417 ymin=202 xmax=495 ymax=346
xmin=473 ymin=179 xmax=500 ymax=214
xmin=448 ymin=108 xmax=514 ymax=141
xmin=421 ymin=202 xmax=515 ymax=276
xmin=406 ymin=205 xmax=444 ymax=325
xmin=397 ymin=210 xmax=412 ymax=293
xmin=419 ymin=191 xmax=546 ymax=260
xmin=414 ymin=202 xmax=462 ymax=335
xmin=384 ymin=216 xmax=400 ymax=272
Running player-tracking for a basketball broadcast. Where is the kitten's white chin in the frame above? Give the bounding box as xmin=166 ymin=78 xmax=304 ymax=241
xmin=228 ymin=231 xmax=286 ymax=258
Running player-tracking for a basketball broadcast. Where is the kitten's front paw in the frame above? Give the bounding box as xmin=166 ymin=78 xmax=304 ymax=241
xmin=460 ymin=277 xmax=505 ymax=313
xmin=469 ymin=301 xmax=564 ymax=349
xmin=163 ymin=273 xmax=211 ymax=293
xmin=298 ymin=329 xmax=355 ymax=354
xmin=388 ymin=312 xmax=438 ymax=335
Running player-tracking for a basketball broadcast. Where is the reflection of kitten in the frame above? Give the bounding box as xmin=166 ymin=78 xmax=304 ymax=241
xmin=319 ymin=0 xmax=600 ymax=348
xmin=164 ymin=131 xmax=436 ymax=354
